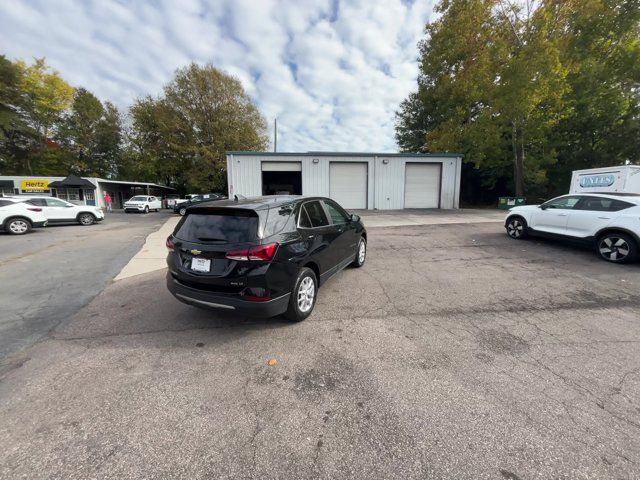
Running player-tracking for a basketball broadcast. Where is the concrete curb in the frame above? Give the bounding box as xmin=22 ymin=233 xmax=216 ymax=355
xmin=114 ymin=216 xmax=180 ymax=281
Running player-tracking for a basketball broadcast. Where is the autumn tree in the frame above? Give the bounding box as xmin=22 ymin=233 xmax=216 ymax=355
xmin=17 ymin=58 xmax=74 ymax=174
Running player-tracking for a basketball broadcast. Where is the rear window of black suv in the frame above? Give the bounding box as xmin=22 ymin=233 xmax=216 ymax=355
xmin=175 ymin=209 xmax=258 ymax=244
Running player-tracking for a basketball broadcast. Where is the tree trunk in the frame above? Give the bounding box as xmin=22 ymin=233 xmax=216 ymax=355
xmin=512 ymin=122 xmax=525 ymax=197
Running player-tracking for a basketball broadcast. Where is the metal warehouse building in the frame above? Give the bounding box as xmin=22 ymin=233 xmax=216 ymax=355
xmin=226 ymin=152 xmax=463 ymax=210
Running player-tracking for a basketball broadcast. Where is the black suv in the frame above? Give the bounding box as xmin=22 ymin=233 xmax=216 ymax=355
xmin=166 ymin=196 xmax=367 ymax=321
xmin=174 ymin=193 xmax=226 ymax=215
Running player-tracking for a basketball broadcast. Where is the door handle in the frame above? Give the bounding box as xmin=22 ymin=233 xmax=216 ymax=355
xmin=307 ymin=234 xmax=315 ymax=239
xmin=557 ymin=213 xmax=568 ymax=216
xmin=597 ymin=216 xmax=611 ymax=220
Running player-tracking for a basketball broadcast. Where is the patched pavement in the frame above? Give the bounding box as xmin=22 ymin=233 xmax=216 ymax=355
xmin=1 ymin=223 xmax=639 ymax=479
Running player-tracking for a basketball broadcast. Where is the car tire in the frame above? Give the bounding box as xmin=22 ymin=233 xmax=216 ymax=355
xmin=506 ymin=216 xmax=528 ymax=239
xmin=5 ymin=217 xmax=32 ymax=235
xmin=284 ymin=267 xmax=317 ymax=322
xmin=596 ymin=232 xmax=637 ymax=264
xmin=144 ymin=206 xmax=149 ymax=214
xmin=351 ymin=236 xmax=366 ymax=268
xmin=78 ymin=213 xmax=96 ymax=226
xmin=179 ymin=207 xmax=187 ymax=216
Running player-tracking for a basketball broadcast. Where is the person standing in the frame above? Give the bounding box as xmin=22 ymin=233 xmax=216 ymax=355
xmin=104 ymin=192 xmax=113 ymax=213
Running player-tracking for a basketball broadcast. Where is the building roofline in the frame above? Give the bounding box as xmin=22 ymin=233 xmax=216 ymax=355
xmin=225 ymin=151 xmax=464 ymax=158
xmin=92 ymin=178 xmax=175 ymax=190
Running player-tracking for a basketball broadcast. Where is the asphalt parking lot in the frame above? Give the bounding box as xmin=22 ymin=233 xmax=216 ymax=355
xmin=1 ymin=220 xmax=639 ymax=479
xmin=0 ymin=210 xmax=174 ymax=360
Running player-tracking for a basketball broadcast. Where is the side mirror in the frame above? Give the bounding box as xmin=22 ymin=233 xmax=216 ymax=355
xmin=350 ymin=213 xmax=360 ymax=223
xmin=539 ymin=205 xmax=548 ymax=210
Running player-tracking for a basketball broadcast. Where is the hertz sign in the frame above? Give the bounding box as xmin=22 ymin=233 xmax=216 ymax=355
xmin=20 ymin=179 xmax=50 ymax=193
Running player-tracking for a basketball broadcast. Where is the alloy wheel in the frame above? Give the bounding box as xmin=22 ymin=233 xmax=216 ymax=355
xmin=9 ymin=220 xmax=28 ymax=234
xmin=297 ymin=276 xmax=315 ymax=313
xmin=358 ymin=240 xmax=366 ymax=264
xmin=80 ymin=214 xmax=94 ymax=225
xmin=507 ymin=219 xmax=524 ymax=238
xmin=599 ymin=237 xmax=630 ymax=262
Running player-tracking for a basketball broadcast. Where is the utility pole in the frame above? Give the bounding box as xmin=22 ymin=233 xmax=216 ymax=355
xmin=274 ymin=118 xmax=277 ymax=152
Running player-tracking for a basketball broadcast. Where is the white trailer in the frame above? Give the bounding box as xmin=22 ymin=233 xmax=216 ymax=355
xmin=569 ymin=165 xmax=640 ymax=194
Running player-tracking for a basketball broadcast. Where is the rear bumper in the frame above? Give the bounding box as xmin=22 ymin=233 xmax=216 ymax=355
xmin=166 ymin=272 xmax=290 ymax=317
xmin=33 ymin=220 xmax=48 ymax=228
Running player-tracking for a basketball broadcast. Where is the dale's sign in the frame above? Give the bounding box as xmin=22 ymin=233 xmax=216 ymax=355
xmin=578 ymin=174 xmax=616 ymax=188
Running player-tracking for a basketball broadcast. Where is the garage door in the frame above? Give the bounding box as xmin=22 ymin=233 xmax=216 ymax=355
xmin=329 ymin=162 xmax=367 ymax=209
xmin=404 ymin=163 xmax=441 ymax=208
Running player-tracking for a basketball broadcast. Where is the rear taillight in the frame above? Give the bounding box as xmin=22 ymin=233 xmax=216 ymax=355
xmin=27 ymin=207 xmax=42 ymax=212
xmin=226 ymin=243 xmax=278 ymax=262
xmin=166 ymin=236 xmax=175 ymax=252
xmin=248 ymin=243 xmax=278 ymax=261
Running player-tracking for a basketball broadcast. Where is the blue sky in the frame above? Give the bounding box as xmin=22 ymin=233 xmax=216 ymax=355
xmin=0 ymin=0 xmax=434 ymax=152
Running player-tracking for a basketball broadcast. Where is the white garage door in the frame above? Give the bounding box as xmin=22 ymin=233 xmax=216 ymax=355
xmin=404 ymin=163 xmax=441 ymax=208
xmin=329 ymin=162 xmax=368 ymax=209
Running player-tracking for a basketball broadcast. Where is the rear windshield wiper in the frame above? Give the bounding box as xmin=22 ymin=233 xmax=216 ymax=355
xmin=197 ymin=237 xmax=227 ymax=243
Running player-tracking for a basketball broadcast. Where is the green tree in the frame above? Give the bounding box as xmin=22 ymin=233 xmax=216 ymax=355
xmin=60 ymin=88 xmax=123 ymax=177
xmin=549 ymin=0 xmax=640 ymax=193
xmin=0 ymin=55 xmax=34 ymax=174
xmin=396 ymin=0 xmax=639 ymax=200
xmin=397 ymin=0 xmax=569 ymax=197
xmin=127 ymin=63 xmax=268 ymax=192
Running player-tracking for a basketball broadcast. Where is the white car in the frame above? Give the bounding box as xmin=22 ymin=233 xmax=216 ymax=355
xmin=22 ymin=196 xmax=104 ymax=225
xmin=0 ymin=198 xmax=48 ymax=234
xmin=505 ymin=193 xmax=640 ymax=263
xmin=123 ymin=195 xmax=162 ymax=213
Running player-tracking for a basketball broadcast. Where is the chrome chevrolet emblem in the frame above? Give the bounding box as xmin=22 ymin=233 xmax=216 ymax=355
xmin=190 ymin=249 xmax=202 ymax=255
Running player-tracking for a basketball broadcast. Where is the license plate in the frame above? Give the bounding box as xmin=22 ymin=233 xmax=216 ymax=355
xmin=191 ymin=257 xmax=211 ymax=273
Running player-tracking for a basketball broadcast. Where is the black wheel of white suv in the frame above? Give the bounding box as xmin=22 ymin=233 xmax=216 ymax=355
xmin=78 ymin=213 xmax=96 ymax=225
xmin=597 ymin=233 xmax=637 ymax=264
xmin=351 ymin=236 xmax=366 ymax=267
xmin=285 ymin=267 xmax=317 ymax=322
xmin=506 ymin=216 xmax=528 ymax=239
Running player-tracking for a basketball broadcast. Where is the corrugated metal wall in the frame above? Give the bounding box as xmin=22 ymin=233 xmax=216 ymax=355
xmin=227 ymin=154 xmax=462 ymax=210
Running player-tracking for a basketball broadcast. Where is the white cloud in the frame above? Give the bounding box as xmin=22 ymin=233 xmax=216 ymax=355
xmin=0 ymin=0 xmax=434 ymax=152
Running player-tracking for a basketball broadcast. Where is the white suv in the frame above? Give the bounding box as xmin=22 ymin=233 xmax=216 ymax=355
xmin=0 ymin=198 xmax=48 ymax=234
xmin=505 ymin=193 xmax=640 ymax=263
xmin=22 ymin=196 xmax=104 ymax=225
xmin=123 ymin=195 xmax=162 ymax=213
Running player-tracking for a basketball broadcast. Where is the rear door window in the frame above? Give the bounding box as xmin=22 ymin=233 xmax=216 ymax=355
xmin=175 ymin=210 xmax=258 ymax=244
xmin=298 ymin=206 xmax=312 ymax=228
xmin=575 ymin=197 xmax=634 ymax=212
xmin=303 ymin=201 xmax=329 ymax=228
xmin=0 ymin=200 xmax=14 ymax=207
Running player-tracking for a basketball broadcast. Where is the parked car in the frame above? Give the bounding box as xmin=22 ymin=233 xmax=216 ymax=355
xmin=21 ymin=196 xmax=104 ymax=225
xmin=124 ymin=195 xmax=162 ymax=213
xmin=173 ymin=193 xmax=226 ymax=216
xmin=166 ymin=196 xmax=367 ymax=321
xmin=0 ymin=198 xmax=48 ymax=234
xmin=165 ymin=194 xmax=182 ymax=209
xmin=504 ymin=193 xmax=640 ymax=263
